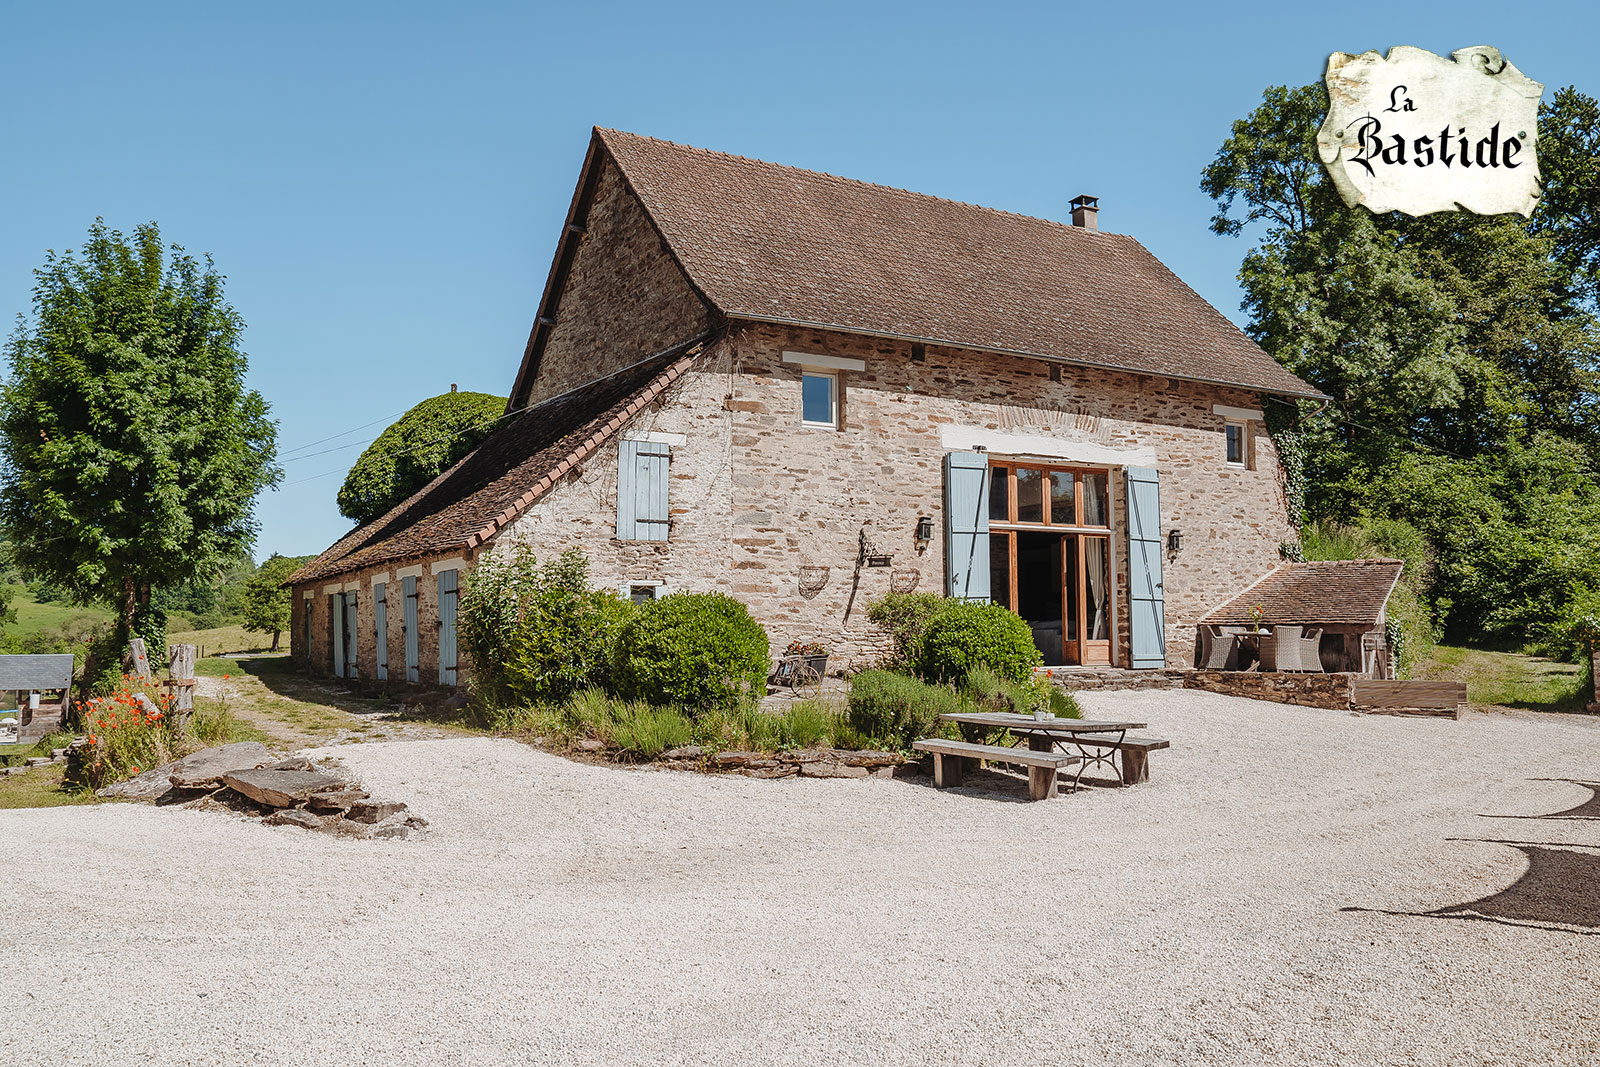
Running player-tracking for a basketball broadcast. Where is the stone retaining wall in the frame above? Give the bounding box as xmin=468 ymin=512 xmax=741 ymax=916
xmin=1183 ymin=670 xmax=1357 ymax=710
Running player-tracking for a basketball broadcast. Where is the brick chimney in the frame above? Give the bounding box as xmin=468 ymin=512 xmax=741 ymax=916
xmin=1070 ymin=194 xmax=1099 ymax=231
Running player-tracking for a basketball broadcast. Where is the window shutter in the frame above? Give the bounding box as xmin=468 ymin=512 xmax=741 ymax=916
xmin=943 ymin=451 xmax=991 ymax=602
xmin=374 ymin=582 xmax=388 ymax=681
xmin=403 ymin=576 xmax=419 ymax=683
xmin=437 ymin=569 xmax=459 ymax=685
xmin=1126 ymin=466 xmax=1167 ymax=668
xmin=617 ymin=440 xmax=670 ymax=541
xmin=345 ymin=591 xmax=359 ymax=679
xmin=330 ymin=594 xmax=344 ymax=677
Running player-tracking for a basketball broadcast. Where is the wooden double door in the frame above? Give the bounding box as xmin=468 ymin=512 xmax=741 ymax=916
xmin=987 ymin=463 xmax=1114 ymax=666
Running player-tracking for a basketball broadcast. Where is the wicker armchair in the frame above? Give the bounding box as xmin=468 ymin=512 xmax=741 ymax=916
xmin=1261 ymin=625 xmax=1323 ymax=673
xmin=1198 ymin=627 xmax=1242 ymax=669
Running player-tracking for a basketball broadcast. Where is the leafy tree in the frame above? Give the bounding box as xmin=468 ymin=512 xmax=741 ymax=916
xmin=0 ymin=220 xmax=280 ymax=649
xmin=240 ymin=553 xmax=312 ymax=651
xmin=1534 ymin=87 xmax=1600 ymax=307
xmin=1204 ymin=84 xmax=1600 ymax=653
xmin=336 ymin=390 xmax=507 ymax=526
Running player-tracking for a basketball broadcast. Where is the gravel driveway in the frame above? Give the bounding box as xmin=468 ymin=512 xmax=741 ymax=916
xmin=3 ymin=689 xmax=1597 ymax=1066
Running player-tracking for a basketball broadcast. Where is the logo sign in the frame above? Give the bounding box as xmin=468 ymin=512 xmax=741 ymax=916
xmin=1316 ymin=45 xmax=1542 ymax=217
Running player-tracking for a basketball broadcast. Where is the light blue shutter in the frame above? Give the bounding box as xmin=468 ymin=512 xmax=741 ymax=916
xmin=438 ymin=569 xmax=459 ymax=685
xmin=1126 ymin=466 xmax=1167 ymax=668
xmin=330 ymin=595 xmax=344 ymax=677
xmin=374 ymin=582 xmax=388 ymax=681
xmin=403 ymin=576 xmax=419 ymax=683
xmin=943 ymin=451 xmax=991 ymax=601
xmin=617 ymin=440 xmax=670 ymax=541
xmin=345 ymin=591 xmax=359 ymax=679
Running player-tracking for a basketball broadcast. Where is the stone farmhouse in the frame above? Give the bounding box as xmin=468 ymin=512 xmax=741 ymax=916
xmin=288 ymin=128 xmax=1326 ymax=687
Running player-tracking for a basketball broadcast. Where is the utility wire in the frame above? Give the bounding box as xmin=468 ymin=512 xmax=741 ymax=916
xmin=275 ymin=404 xmax=527 ymax=488
xmin=277 ymin=408 xmax=409 ymax=460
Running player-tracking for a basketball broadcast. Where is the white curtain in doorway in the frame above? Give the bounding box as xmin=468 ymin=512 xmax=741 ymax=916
xmin=1085 ymin=538 xmax=1109 ymax=640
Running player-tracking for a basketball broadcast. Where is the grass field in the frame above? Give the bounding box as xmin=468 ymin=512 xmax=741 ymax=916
xmin=1413 ymin=644 xmax=1591 ymax=713
xmin=6 ymin=588 xmax=112 ymax=634
xmin=166 ymin=623 xmax=277 ymax=657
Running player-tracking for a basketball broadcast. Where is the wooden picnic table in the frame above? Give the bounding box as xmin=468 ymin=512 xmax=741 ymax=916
xmin=938 ymin=712 xmax=1152 ymax=790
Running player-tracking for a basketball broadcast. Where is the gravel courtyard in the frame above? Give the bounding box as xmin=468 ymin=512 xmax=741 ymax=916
xmin=4 ymin=689 xmax=1598 ymax=1066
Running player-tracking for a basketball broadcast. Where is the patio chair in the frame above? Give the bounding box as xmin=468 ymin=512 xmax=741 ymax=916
xmin=1198 ymin=627 xmax=1240 ymax=670
xmin=1263 ymin=625 xmax=1323 ymax=673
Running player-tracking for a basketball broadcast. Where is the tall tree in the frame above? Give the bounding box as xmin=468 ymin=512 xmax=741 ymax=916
xmin=336 ymin=389 xmax=507 ymax=526
xmin=1534 ymin=86 xmax=1600 ymax=307
xmin=240 ymin=553 xmax=311 ymax=651
xmin=0 ymin=220 xmax=280 ymax=646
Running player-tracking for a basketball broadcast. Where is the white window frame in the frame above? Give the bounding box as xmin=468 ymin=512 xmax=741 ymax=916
xmin=801 ymin=370 xmax=839 ymax=429
xmin=622 ymin=580 xmax=669 ymax=604
xmin=1224 ymin=421 xmax=1249 ymax=468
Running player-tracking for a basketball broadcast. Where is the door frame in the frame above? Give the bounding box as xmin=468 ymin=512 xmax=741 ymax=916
xmin=986 ymin=459 xmax=1118 ymax=667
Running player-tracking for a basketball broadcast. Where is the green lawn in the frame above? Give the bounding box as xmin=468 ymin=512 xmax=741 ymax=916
xmin=6 ymin=587 xmax=112 ymax=634
xmin=0 ymin=763 xmax=100 ymax=808
xmin=1413 ymin=644 xmax=1591 ymax=713
xmin=167 ymin=623 xmax=277 ymax=657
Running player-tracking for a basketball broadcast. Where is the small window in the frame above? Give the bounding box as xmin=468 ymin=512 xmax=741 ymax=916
xmin=801 ymin=371 xmax=838 ymax=427
xmin=1225 ymin=422 xmax=1248 ymax=467
xmin=629 ymin=584 xmax=658 ymax=605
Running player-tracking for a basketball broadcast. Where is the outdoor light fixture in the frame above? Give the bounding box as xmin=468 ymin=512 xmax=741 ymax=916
xmin=1167 ymin=528 xmax=1183 ymax=558
xmin=915 ymin=516 xmax=934 ymax=552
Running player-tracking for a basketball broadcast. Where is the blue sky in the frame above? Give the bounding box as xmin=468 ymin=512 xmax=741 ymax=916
xmin=2 ymin=1 xmax=1595 ymax=560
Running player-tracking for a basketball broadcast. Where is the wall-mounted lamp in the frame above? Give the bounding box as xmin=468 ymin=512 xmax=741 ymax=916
xmin=915 ymin=516 xmax=934 ymax=553
xmin=1167 ymin=528 xmax=1183 ymax=559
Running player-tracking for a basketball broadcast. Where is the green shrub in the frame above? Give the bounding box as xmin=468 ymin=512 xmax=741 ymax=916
xmin=459 ymin=547 xmax=631 ymax=704
xmin=866 ymin=592 xmax=949 ymax=665
xmin=775 ymin=699 xmax=835 ymax=748
xmin=558 ymin=689 xmax=693 ymax=760
xmin=912 ymin=601 xmax=1042 ymax=683
xmin=611 ymin=593 xmax=769 ymax=711
xmin=846 ymin=670 xmax=960 ymax=748
xmin=962 ymin=666 xmax=1079 ymax=717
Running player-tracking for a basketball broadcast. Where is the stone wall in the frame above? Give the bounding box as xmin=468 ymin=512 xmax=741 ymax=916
xmin=292 ymin=555 xmax=466 ymax=691
xmin=703 ymin=321 xmax=1295 ymax=667
xmin=1183 ymin=669 xmax=1357 ymax=710
xmin=524 ymin=155 xmax=713 ymax=407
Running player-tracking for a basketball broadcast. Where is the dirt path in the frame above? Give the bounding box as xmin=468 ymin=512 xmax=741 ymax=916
xmin=193 ymin=655 xmax=471 ymax=749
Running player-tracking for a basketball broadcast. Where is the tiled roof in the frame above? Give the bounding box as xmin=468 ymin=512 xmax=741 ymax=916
xmin=1199 ymin=559 xmax=1405 ymax=628
xmin=597 ymin=128 xmax=1325 ymax=401
xmin=288 ymin=353 xmax=695 ymax=586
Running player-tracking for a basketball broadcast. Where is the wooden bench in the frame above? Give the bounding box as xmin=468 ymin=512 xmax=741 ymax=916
xmin=912 ymin=738 xmax=1081 ymax=800
xmin=1014 ymin=730 xmax=1171 ymax=785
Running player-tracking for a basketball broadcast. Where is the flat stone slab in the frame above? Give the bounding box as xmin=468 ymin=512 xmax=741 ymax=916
xmin=169 ymin=743 xmax=271 ymax=791
xmin=346 ymin=799 xmax=407 ymax=824
xmin=798 ymin=761 xmax=869 ymax=779
xmin=262 ymin=808 xmax=325 ymax=830
xmin=99 ymin=761 xmax=180 ymax=800
xmin=222 ymin=768 xmax=350 ymax=808
xmin=305 ymin=789 xmax=370 ymax=813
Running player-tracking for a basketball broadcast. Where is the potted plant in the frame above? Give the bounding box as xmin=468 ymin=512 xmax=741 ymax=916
xmin=785 ymin=639 xmax=829 ymax=678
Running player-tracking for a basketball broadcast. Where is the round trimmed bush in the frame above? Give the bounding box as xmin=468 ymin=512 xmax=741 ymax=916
xmin=912 ymin=601 xmax=1042 ymax=683
xmin=611 ymin=593 xmax=769 ymax=711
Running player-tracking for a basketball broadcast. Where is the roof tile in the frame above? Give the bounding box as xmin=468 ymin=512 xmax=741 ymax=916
xmin=597 ymin=129 xmax=1324 ymax=400
xmin=1198 ymin=559 xmax=1405 ymax=628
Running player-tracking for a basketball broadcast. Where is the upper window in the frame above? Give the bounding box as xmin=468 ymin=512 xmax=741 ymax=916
xmin=989 ymin=463 xmax=1109 ymax=527
xmin=1225 ymin=422 xmax=1248 ymax=467
xmin=617 ymin=441 xmax=670 ymax=541
xmin=801 ymin=371 xmax=838 ymax=428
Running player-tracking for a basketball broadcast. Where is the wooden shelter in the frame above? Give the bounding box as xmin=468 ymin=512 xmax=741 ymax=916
xmin=1195 ymin=559 xmax=1405 ymax=677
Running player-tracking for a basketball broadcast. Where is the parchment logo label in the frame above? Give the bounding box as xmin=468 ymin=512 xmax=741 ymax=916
xmin=1316 ymin=45 xmax=1543 ymax=217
